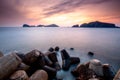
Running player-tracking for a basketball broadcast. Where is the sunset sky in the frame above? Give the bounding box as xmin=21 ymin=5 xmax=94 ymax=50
xmin=0 ymin=0 xmax=120 ymax=27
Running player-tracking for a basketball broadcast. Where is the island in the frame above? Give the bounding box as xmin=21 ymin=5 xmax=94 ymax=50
xmin=23 ymin=24 xmax=59 ymax=27
xmin=72 ymin=21 xmax=119 ymax=28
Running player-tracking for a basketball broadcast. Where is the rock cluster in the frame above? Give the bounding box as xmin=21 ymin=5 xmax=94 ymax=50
xmin=0 ymin=47 xmax=80 ymax=80
xmin=71 ymin=59 xmax=115 ymax=80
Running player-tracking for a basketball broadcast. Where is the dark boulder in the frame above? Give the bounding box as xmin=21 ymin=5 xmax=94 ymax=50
xmin=70 ymin=48 xmax=74 ymax=50
xmin=17 ymin=63 xmax=30 ymax=71
xmin=23 ymin=50 xmax=42 ymax=65
xmin=61 ymin=49 xmax=70 ymax=59
xmin=29 ymin=70 xmax=48 ymax=80
xmin=62 ymin=59 xmax=71 ymax=71
xmin=70 ymin=57 xmax=80 ymax=65
xmin=88 ymin=52 xmax=94 ymax=56
xmin=43 ymin=65 xmax=57 ymax=80
xmin=71 ymin=64 xmax=95 ymax=80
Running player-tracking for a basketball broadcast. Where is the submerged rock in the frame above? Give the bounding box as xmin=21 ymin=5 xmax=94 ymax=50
xmin=70 ymin=57 xmax=80 ymax=65
xmin=88 ymin=52 xmax=94 ymax=56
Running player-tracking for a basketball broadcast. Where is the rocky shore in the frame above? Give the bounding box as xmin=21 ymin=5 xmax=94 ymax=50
xmin=0 ymin=47 xmax=117 ymax=80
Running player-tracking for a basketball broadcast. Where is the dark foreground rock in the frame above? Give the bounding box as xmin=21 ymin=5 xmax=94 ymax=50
xmin=29 ymin=70 xmax=48 ymax=80
xmin=0 ymin=53 xmax=21 ymax=80
xmin=71 ymin=59 xmax=114 ymax=80
xmin=9 ymin=70 xmax=28 ymax=80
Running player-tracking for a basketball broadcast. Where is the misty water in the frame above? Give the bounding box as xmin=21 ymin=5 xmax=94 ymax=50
xmin=0 ymin=27 xmax=120 ymax=79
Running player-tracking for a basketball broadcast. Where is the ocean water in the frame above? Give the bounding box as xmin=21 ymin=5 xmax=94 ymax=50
xmin=0 ymin=27 xmax=120 ymax=79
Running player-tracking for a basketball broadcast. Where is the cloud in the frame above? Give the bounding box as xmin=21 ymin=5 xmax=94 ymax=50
xmin=44 ymin=0 xmax=119 ymax=16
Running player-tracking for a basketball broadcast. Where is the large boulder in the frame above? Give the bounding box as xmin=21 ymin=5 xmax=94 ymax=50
xmin=71 ymin=64 xmax=95 ymax=80
xmin=89 ymin=59 xmax=103 ymax=76
xmin=29 ymin=70 xmax=48 ymax=80
xmin=43 ymin=65 xmax=57 ymax=79
xmin=24 ymin=50 xmax=42 ymax=65
xmin=9 ymin=70 xmax=28 ymax=80
xmin=0 ymin=53 xmax=22 ymax=79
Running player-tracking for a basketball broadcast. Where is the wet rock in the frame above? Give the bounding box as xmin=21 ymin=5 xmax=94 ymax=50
xmin=26 ymin=54 xmax=46 ymax=76
xmin=44 ymin=56 xmax=53 ymax=66
xmin=0 ymin=53 xmax=22 ymax=79
xmin=70 ymin=57 xmax=80 ymax=65
xmin=43 ymin=65 xmax=57 ymax=79
xmin=71 ymin=64 xmax=95 ymax=80
xmin=0 ymin=51 xmax=3 ymax=57
xmin=24 ymin=50 xmax=42 ymax=65
xmin=9 ymin=70 xmax=28 ymax=80
xmin=61 ymin=49 xmax=70 ymax=59
xmin=70 ymin=48 xmax=74 ymax=50
xmin=29 ymin=70 xmax=48 ymax=80
xmin=54 ymin=62 xmax=61 ymax=70
xmin=55 ymin=46 xmax=60 ymax=51
xmin=17 ymin=63 xmax=30 ymax=71
xmin=88 ymin=52 xmax=94 ymax=56
xmin=62 ymin=59 xmax=71 ymax=71
xmin=16 ymin=53 xmax=25 ymax=61
xmin=89 ymin=59 xmax=103 ymax=76
xmin=103 ymin=64 xmax=114 ymax=80
xmin=48 ymin=52 xmax=58 ymax=63
xmin=48 ymin=47 xmax=54 ymax=52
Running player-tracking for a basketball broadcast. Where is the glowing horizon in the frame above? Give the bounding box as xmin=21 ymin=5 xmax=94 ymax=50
xmin=0 ymin=0 xmax=120 ymax=27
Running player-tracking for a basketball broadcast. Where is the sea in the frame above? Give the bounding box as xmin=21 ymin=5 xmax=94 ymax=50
xmin=0 ymin=27 xmax=120 ymax=79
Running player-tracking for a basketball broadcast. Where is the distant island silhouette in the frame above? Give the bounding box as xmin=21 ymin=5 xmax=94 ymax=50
xmin=72 ymin=21 xmax=119 ymax=28
xmin=23 ymin=24 xmax=59 ymax=27
xmin=23 ymin=21 xmax=119 ymax=28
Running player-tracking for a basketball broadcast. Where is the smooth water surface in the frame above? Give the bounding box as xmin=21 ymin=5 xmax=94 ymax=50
xmin=0 ymin=27 xmax=120 ymax=74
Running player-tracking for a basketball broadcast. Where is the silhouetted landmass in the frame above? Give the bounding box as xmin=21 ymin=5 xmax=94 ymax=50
xmin=37 ymin=25 xmax=44 ymax=27
xmin=23 ymin=24 xmax=36 ymax=27
xmin=23 ymin=24 xmax=30 ymax=27
xmin=72 ymin=24 xmax=79 ymax=28
xmin=23 ymin=24 xmax=59 ymax=27
xmin=44 ymin=24 xmax=59 ymax=27
xmin=80 ymin=21 xmax=118 ymax=28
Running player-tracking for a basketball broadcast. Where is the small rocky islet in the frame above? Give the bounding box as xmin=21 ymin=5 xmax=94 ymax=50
xmin=0 ymin=47 xmax=118 ymax=80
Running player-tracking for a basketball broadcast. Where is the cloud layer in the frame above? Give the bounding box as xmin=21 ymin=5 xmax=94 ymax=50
xmin=0 ymin=0 xmax=120 ymax=27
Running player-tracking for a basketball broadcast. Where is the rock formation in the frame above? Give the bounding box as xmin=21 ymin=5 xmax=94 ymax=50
xmin=80 ymin=21 xmax=117 ymax=28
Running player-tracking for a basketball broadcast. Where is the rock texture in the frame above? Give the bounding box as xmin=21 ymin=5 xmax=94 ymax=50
xmin=29 ymin=70 xmax=48 ymax=80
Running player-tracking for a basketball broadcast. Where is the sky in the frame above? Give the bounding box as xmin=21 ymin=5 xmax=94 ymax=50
xmin=0 ymin=0 xmax=120 ymax=27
